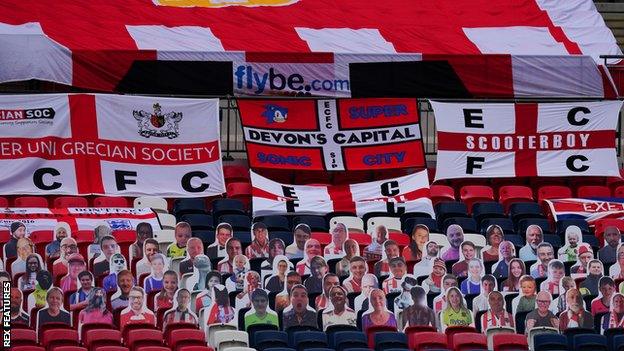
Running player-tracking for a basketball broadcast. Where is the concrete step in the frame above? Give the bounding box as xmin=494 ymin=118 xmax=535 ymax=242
xmin=606 ymin=20 xmax=624 ymax=29
xmin=601 ymin=12 xmax=624 ymax=20
xmin=596 ymin=2 xmax=624 ymax=13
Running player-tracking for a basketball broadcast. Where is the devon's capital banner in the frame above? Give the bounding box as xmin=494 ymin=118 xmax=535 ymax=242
xmin=251 ymin=169 xmax=435 ymax=218
xmin=238 ymin=98 xmax=426 ymax=171
xmin=431 ymin=101 xmax=623 ymax=180
xmin=0 ymin=94 xmax=225 ymax=197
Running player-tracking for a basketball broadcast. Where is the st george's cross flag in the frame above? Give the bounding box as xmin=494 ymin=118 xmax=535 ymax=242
xmin=431 ymin=101 xmax=623 ymax=180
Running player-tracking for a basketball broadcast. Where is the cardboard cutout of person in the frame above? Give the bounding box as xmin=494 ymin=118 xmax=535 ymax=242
xmin=364 ymin=225 xmax=388 ymax=262
xmin=235 ymin=270 xmax=261 ymax=309
xmin=225 ymin=254 xmax=250 ymax=292
xmin=4 ymin=221 xmax=27 ymax=259
xmin=519 ymin=225 xmax=543 ymax=261
xmin=559 ymin=288 xmax=593 ymax=331
xmin=557 ymin=225 xmax=582 ymax=262
xmin=433 ymin=274 xmax=459 ymax=313
xmin=285 ymin=224 xmax=311 ymax=260
xmin=579 ymin=258 xmax=604 ymax=296
xmin=18 ymin=253 xmax=43 ymax=291
xmin=111 ymin=270 xmax=136 ymax=310
xmin=186 ymin=254 xmax=212 ymax=291
xmin=78 ymin=287 xmax=113 ymax=332
xmin=244 ymin=288 xmax=278 ymax=330
xmin=441 ymin=224 xmax=464 ymax=262
xmin=324 ymin=222 xmax=348 ymax=259
xmin=401 ymin=286 xmax=436 ymax=331
xmin=166 ymin=221 xmax=192 ymax=259
xmin=246 ymin=222 xmax=269 ymax=259
xmin=491 ymin=240 xmax=516 ymax=279
xmin=179 ymin=237 xmax=204 ymax=276
xmin=130 ymin=222 xmax=153 ymax=261
xmin=451 ymin=240 xmax=477 ymax=278
xmin=599 ymin=226 xmax=621 ymax=264
xmin=144 ymin=253 xmax=169 ymax=294
xmin=601 ymin=292 xmax=624 ymax=332
xmin=539 ymin=259 xmax=565 ymax=295
xmin=342 ymin=256 xmax=368 ymax=293
xmin=10 ymin=288 xmax=29 ymax=325
xmin=374 ymin=240 xmax=400 ymax=278
xmin=512 ymin=275 xmax=537 ymax=316
xmin=422 ymin=258 xmax=446 ymax=294
xmin=501 ymin=258 xmax=525 ymax=292
xmin=282 ymin=284 xmax=318 ymax=330
xmin=119 ymin=286 xmax=155 ymax=332
xmin=440 ymin=286 xmax=473 ymax=331
xmin=354 ymin=273 xmax=378 ymax=313
xmin=11 ymin=237 xmax=34 ymax=277
xmin=205 ymin=284 xmax=235 ymax=325
xmin=382 ymin=257 xmax=410 ymax=294
xmin=402 ymin=224 xmax=430 ymax=262
xmin=207 ymin=223 xmax=233 ymax=259
xmin=155 ymin=270 xmax=179 ymax=311
xmin=553 ymin=276 xmax=577 ymax=314
xmin=60 ymin=253 xmax=87 ymax=293
xmin=472 ymin=274 xmax=497 ymax=315
xmin=481 ymin=291 xmax=514 ymax=331
xmin=92 ymin=235 xmax=119 ymax=278
xmin=321 ymin=285 xmax=356 ymax=330
xmin=163 ymin=288 xmax=198 ymax=330
xmin=413 ymin=240 xmax=440 ymax=277
xmin=36 ymin=287 xmax=71 ymax=331
xmin=460 ymin=258 xmax=485 ymax=295
xmin=136 ymin=238 xmax=160 ymax=277
xmin=609 ymin=244 xmax=624 ymax=279
xmin=70 ymin=271 xmax=93 ymax=311
xmin=570 ymin=243 xmax=593 ymax=279
xmin=591 ymin=276 xmax=616 ymax=317
xmin=88 ymin=223 xmax=112 ymax=260
xmin=27 ymin=270 xmax=52 ymax=313
xmin=265 ymin=255 xmax=291 ymax=293
xmin=529 ymin=242 xmax=555 ymax=279
xmin=261 ymin=238 xmax=289 ymax=280
xmin=274 ymin=272 xmax=302 ymax=313
xmin=304 ymin=255 xmax=328 ymax=295
xmin=482 ymin=225 xmax=504 ymax=262
xmin=195 ymin=271 xmax=221 ymax=314
xmin=45 ymin=222 xmax=70 ymax=260
xmin=361 ymin=288 xmax=397 ymax=332
xmin=525 ymin=291 xmax=558 ymax=334
xmin=102 ymin=253 xmax=127 ymax=292
xmin=295 ymin=238 xmax=322 ymax=276
xmin=217 ymin=238 xmax=243 ymax=274
xmin=315 ymin=273 xmax=340 ymax=311
xmin=336 ymin=238 xmax=360 ymax=277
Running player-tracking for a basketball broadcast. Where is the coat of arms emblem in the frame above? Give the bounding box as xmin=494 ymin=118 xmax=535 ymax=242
xmin=133 ymin=103 xmax=183 ymax=139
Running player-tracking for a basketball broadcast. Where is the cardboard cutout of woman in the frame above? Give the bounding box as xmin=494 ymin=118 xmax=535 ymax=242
xmin=336 ymin=238 xmax=360 ymax=277
xmin=186 ymin=254 xmax=212 ymax=292
xmin=557 ymin=225 xmax=583 ymax=262
xmin=460 ymin=258 xmax=485 ymax=295
xmin=244 ymin=288 xmax=278 ymax=330
xmin=342 ymin=256 xmax=368 ymax=293
xmin=195 ymin=271 xmax=221 ymax=315
xmin=601 ymin=292 xmax=624 ymax=332
xmin=163 ymin=288 xmax=198 ymax=330
xmin=540 ymin=259 xmax=565 ymax=295
xmin=102 ymin=253 xmax=128 ymax=292
xmin=36 ymin=287 xmax=71 ymax=331
xmin=401 ymin=286 xmax=436 ymax=331
xmin=321 ymin=285 xmax=356 ymax=330
xmin=265 ymin=255 xmax=291 ymax=293
xmin=491 ymin=240 xmax=516 ymax=279
xmin=130 ymin=222 xmax=154 ymax=261
xmin=361 ymin=288 xmax=397 ymax=332
xmin=18 ymin=253 xmax=43 ymax=291
xmin=225 ymin=254 xmax=250 ymax=292
xmin=78 ymin=287 xmax=113 ymax=332
xmin=559 ymin=288 xmax=593 ymax=331
xmin=235 ymin=270 xmax=261 ymax=309
xmin=119 ymin=286 xmax=155 ymax=332
xmin=501 ymin=258 xmax=525 ymax=292
xmin=46 ymin=222 xmax=71 ymax=260
xmin=205 ymin=284 xmax=235 ymax=325
xmin=402 ymin=224 xmax=429 ymax=262
xmin=155 ymin=270 xmax=179 ymax=311
xmin=295 ymin=238 xmax=322 ymax=275
xmin=591 ymin=276 xmax=616 ymax=316
xmin=433 ymin=274 xmax=459 ymax=313
xmin=144 ymin=253 xmax=169 ymax=294
xmin=324 ymin=222 xmax=348 ymax=259
xmin=136 ymin=238 xmax=160 ymax=278
xmin=440 ymin=286 xmax=473 ymax=331
xmin=27 ymin=270 xmax=52 ymax=313
xmin=482 ymin=225 xmax=504 ymax=262
xmin=304 ymin=255 xmax=329 ymax=294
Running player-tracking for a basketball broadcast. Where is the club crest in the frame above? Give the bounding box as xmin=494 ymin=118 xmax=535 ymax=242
xmin=133 ymin=103 xmax=183 ymax=139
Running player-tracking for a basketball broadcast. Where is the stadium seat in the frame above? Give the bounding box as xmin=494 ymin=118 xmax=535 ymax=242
xmin=84 ymin=329 xmax=122 ymax=350
xmin=403 ymin=217 xmax=439 ymax=234
xmin=480 ymin=217 xmax=515 ymax=234
xmin=576 ymin=185 xmax=611 ymax=198
xmin=509 ymin=202 xmax=544 ymax=223
xmin=11 ymin=328 xmax=37 ymax=347
xmin=53 ymin=196 xmax=88 ymax=208
xmin=498 ymin=185 xmax=534 ymax=211
xmin=223 ymin=165 xmax=251 ymax=183
xmin=333 ymin=331 xmax=368 ymax=351
xmin=430 ymin=185 xmax=456 ymax=205
xmin=134 ymin=196 xmax=168 ymax=213
xmin=121 ymin=323 xmax=158 ymax=343
xmin=219 ymin=214 xmax=251 ymax=231
xmin=37 ymin=322 xmax=73 ymax=344
xmin=472 ymin=202 xmax=505 ymax=228
xmin=537 ymin=185 xmax=572 ymax=203
xmin=453 ymin=332 xmax=487 ymax=351
xmin=555 ymin=219 xmax=590 ymax=236
xmin=51 ymin=347 xmax=88 ymax=351
xmin=163 ymin=323 xmax=200 ymax=347
xmin=444 ymin=326 xmax=478 ymax=350
xmin=292 ymin=215 xmax=329 ymax=232
xmin=127 ymin=329 xmax=164 ymax=350
xmin=227 ymin=182 xmax=252 ymax=208
xmin=0 ymin=196 xmax=8 ymax=207
xmin=492 ymin=333 xmax=528 ymax=351
xmin=543 ymin=234 xmax=562 ymax=248
xmin=14 ymin=196 xmax=48 ymax=207
xmin=442 ymin=217 xmax=477 ymax=233
xmin=572 ymin=334 xmax=608 ymax=351
xmin=30 ymin=229 xmax=54 ymax=253
xmin=207 ymin=324 xmax=237 ymax=348
xmin=212 ymin=199 xmax=246 ymax=218
xmin=42 ymin=329 xmax=79 ymax=349
xmin=214 ymin=330 xmax=249 ymax=350
xmin=435 ymin=202 xmax=469 ymax=226
xmin=527 ymin=327 xmax=559 ymax=351
xmin=94 ymin=347 xmax=130 ymax=351
xmin=614 ymin=185 xmax=624 ymax=198
xmin=93 ymin=196 xmax=130 ymax=207
xmin=255 ymin=331 xmax=288 ymax=350
xmin=269 ymin=230 xmax=294 ymax=246
xmin=169 ymin=329 xmax=207 ymax=350
xmin=408 ymin=331 xmax=447 ymax=351
xmin=181 ymin=214 xmax=214 ymax=230
xmin=293 ymin=331 xmax=328 ymax=351
xmin=373 ymin=332 xmax=408 ymax=351
xmin=366 ymin=216 xmax=402 ymax=233
xmin=174 ymin=198 xmax=208 ymax=217
xmin=563 ymin=328 xmax=596 ymax=348
xmin=613 ymin=335 xmax=624 ymax=351
xmin=256 ymin=215 xmax=291 ymax=232
xmin=365 ymin=325 xmax=398 ymax=349
xmin=329 ymin=216 xmax=364 ymax=233
xmin=12 ymin=347 xmax=46 ymax=351
xmin=178 ymin=347 xmax=214 ymax=351
xmin=460 ymin=185 xmax=495 ymax=213
xmin=603 ymin=328 xmax=622 ymax=351
xmin=517 ymin=217 xmax=551 ymax=234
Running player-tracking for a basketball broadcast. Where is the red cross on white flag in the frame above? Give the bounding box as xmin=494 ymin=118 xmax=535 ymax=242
xmin=432 ymin=101 xmax=623 ymax=180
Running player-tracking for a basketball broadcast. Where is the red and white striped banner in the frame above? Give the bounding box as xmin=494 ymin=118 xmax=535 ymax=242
xmin=251 ymin=170 xmax=435 ymax=218
xmin=0 ymin=94 xmax=225 ymax=197
xmin=431 ymin=101 xmax=623 ymax=180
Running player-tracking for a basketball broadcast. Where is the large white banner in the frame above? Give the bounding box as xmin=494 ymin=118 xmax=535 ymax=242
xmin=431 ymin=101 xmax=623 ymax=180
xmin=0 ymin=94 xmax=225 ymax=197
xmin=252 ymin=170 xmax=435 ymax=218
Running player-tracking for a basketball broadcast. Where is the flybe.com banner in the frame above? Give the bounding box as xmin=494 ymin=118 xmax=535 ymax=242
xmin=237 ymin=98 xmax=426 ymax=171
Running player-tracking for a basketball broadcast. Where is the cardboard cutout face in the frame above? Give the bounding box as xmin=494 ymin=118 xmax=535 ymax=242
xmin=361 ymin=288 xmax=397 ymax=330
xmin=205 ymin=284 xmax=235 ymax=325
xmin=325 ymin=222 xmax=348 ymax=259
xmin=37 ymin=287 xmax=71 ymax=330
xmin=120 ymin=286 xmax=155 ymax=330
xmin=558 ymin=225 xmax=582 ymax=262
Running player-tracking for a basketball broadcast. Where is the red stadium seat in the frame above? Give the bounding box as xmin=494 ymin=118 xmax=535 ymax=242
xmin=12 ymin=346 xmax=46 ymax=351
xmin=112 ymin=229 xmax=136 ymax=259
xmin=498 ymin=185 xmax=534 ymax=211
xmin=164 ymin=322 xmax=199 ymax=346
xmin=311 ymin=232 xmax=331 ymax=245
xmin=348 ymin=232 xmax=372 ymax=245
xmin=453 ymin=332 xmax=487 ymax=351
xmin=135 ymin=347 xmax=172 ymax=351
xmin=42 ymin=328 xmax=79 ymax=349
xmin=95 ymin=347 xmax=130 ymax=351
xmin=614 ymin=185 xmax=624 ymax=198
xmin=576 ymin=185 xmax=611 ymax=198
xmin=122 ymin=323 xmax=158 ymax=344
xmin=74 ymin=230 xmax=94 ymax=258
xmin=445 ymin=326 xmax=478 ymax=349
xmin=389 ymin=232 xmax=410 ymax=247
xmin=178 ymin=347 xmax=214 ymax=351
xmin=127 ymin=329 xmax=164 ymax=350
xmin=53 ymin=196 xmax=89 ymax=208
xmin=11 ymin=328 xmax=38 ymax=347
xmin=93 ymin=196 xmax=130 ymax=207
xmin=537 ymin=185 xmax=572 ymax=203
xmin=460 ymin=185 xmax=495 ymax=213
xmin=51 ymin=347 xmax=88 ymax=351
xmin=37 ymin=322 xmax=73 ymax=343
xmin=404 ymin=325 xmax=437 ymax=336
xmin=169 ymin=329 xmax=207 ymax=350
xmin=14 ymin=196 xmax=48 ymax=207
xmin=30 ymin=230 xmax=54 ymax=254
xmin=84 ymin=328 xmax=122 ymax=350
xmin=226 ymin=182 xmax=252 ymax=209
xmin=430 ymin=185 xmax=455 ymax=205
xmin=493 ymin=333 xmax=528 ymax=351
xmin=223 ymin=165 xmax=250 ymax=184
xmin=0 ymin=196 xmax=8 ymax=207
xmin=408 ymin=331 xmax=447 ymax=351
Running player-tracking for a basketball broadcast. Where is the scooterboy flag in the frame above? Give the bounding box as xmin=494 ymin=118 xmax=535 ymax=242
xmin=251 ymin=169 xmax=435 ymax=217
xmin=238 ymin=98 xmax=426 ymax=171
xmin=431 ymin=101 xmax=623 ymax=180
xmin=0 ymin=94 xmax=225 ymax=197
